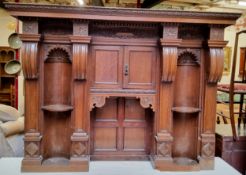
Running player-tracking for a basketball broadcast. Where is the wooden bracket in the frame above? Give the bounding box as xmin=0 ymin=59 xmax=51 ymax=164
xmin=90 ymin=94 xmax=156 ymax=112
xmin=20 ymin=34 xmax=41 ymax=80
xmin=207 ymin=48 xmax=224 ymax=83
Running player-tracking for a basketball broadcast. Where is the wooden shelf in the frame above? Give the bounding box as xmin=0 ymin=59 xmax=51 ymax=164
xmin=42 ymin=104 xmax=73 ymax=112
xmin=172 ymin=107 xmax=200 ymax=113
xmin=0 ymin=90 xmax=11 ymax=94
xmin=0 ymin=75 xmax=15 ymax=78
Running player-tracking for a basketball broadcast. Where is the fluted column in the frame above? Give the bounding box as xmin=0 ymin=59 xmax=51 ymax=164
xmin=200 ymin=25 xmax=227 ymax=169
xmin=20 ymin=20 xmax=42 ymax=170
xmin=154 ymin=23 xmax=181 ymax=168
xmin=69 ymin=20 xmax=91 ymax=168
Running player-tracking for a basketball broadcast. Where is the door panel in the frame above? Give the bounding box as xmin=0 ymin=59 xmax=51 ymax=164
xmin=123 ymin=46 xmax=156 ymax=89
xmin=124 ymin=128 xmax=145 ymax=150
xmin=91 ymin=98 xmax=151 ymax=159
xmin=94 ymin=128 xmax=117 ymax=151
xmin=92 ymin=46 xmax=123 ymax=88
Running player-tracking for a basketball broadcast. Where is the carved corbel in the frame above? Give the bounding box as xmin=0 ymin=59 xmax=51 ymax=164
xmin=160 ymin=23 xmax=181 ymax=83
xmin=161 ymin=47 xmax=178 ymax=83
xmin=90 ymin=95 xmax=108 ymax=111
xmin=207 ymin=41 xmax=227 ymax=83
xmin=70 ymin=35 xmax=91 ymax=81
xmin=70 ymin=129 xmax=89 ymax=159
xmin=207 ymin=48 xmax=224 ymax=83
xmin=20 ymin=34 xmax=41 ymax=80
xmin=137 ymin=96 xmax=156 ymax=112
xmin=155 ymin=131 xmax=173 ymax=159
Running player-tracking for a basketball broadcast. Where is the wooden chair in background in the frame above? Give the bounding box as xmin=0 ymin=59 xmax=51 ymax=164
xmin=217 ymin=30 xmax=246 ymax=140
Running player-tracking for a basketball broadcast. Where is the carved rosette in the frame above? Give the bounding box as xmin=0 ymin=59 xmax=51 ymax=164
xmin=163 ymin=23 xmax=178 ymax=39
xmin=201 ymin=134 xmax=215 ymax=158
xmin=73 ymin=20 xmax=89 ymax=36
xmin=23 ymin=130 xmax=42 ymax=159
xmin=71 ymin=129 xmax=89 ymax=158
xmin=20 ymin=34 xmax=41 ymax=80
xmin=23 ymin=20 xmax=38 ymax=34
xmin=155 ymin=131 xmax=173 ymax=159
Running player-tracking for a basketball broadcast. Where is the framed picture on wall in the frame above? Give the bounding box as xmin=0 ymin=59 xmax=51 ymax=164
xmin=223 ymin=46 xmax=232 ymax=75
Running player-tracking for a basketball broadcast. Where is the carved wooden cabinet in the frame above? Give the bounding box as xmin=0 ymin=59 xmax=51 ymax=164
xmin=5 ymin=2 xmax=240 ymax=172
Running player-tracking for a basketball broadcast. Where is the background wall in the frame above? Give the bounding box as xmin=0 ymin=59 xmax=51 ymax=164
xmin=0 ymin=8 xmax=24 ymax=115
xmin=221 ymin=15 xmax=246 ymax=84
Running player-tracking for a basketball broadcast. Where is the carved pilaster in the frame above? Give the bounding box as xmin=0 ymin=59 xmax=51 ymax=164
xmin=22 ymin=130 xmax=42 ymax=166
xmin=70 ymin=129 xmax=89 ymax=160
xmin=20 ymin=34 xmax=40 ymax=79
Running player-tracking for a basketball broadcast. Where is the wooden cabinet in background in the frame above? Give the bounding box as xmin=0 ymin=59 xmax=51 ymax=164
xmin=0 ymin=47 xmax=16 ymax=107
xmin=5 ymin=3 xmax=240 ymax=173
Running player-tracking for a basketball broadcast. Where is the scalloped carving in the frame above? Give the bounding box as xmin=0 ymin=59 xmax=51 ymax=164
xmin=44 ymin=45 xmax=71 ymax=62
xmin=178 ymin=49 xmax=200 ymax=66
xmin=46 ymin=48 xmax=71 ymax=63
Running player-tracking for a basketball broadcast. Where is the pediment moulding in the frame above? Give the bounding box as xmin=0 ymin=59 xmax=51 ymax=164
xmin=5 ymin=3 xmax=240 ymax=24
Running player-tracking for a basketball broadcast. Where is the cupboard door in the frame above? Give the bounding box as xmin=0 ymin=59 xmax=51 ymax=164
xmin=123 ymin=46 xmax=156 ymax=89
xmin=92 ymin=46 xmax=123 ymax=89
xmin=91 ymin=98 xmax=152 ymax=159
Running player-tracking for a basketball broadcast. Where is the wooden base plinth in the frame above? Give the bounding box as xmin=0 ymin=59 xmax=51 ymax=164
xmin=21 ymin=157 xmax=89 ymax=172
xmin=151 ymin=155 xmax=214 ymax=171
xmin=199 ymin=157 xmax=215 ymax=170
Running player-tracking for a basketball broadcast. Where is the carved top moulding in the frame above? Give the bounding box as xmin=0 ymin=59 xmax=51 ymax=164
xmin=90 ymin=21 xmax=159 ymax=39
xmin=5 ymin=3 xmax=240 ymax=25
